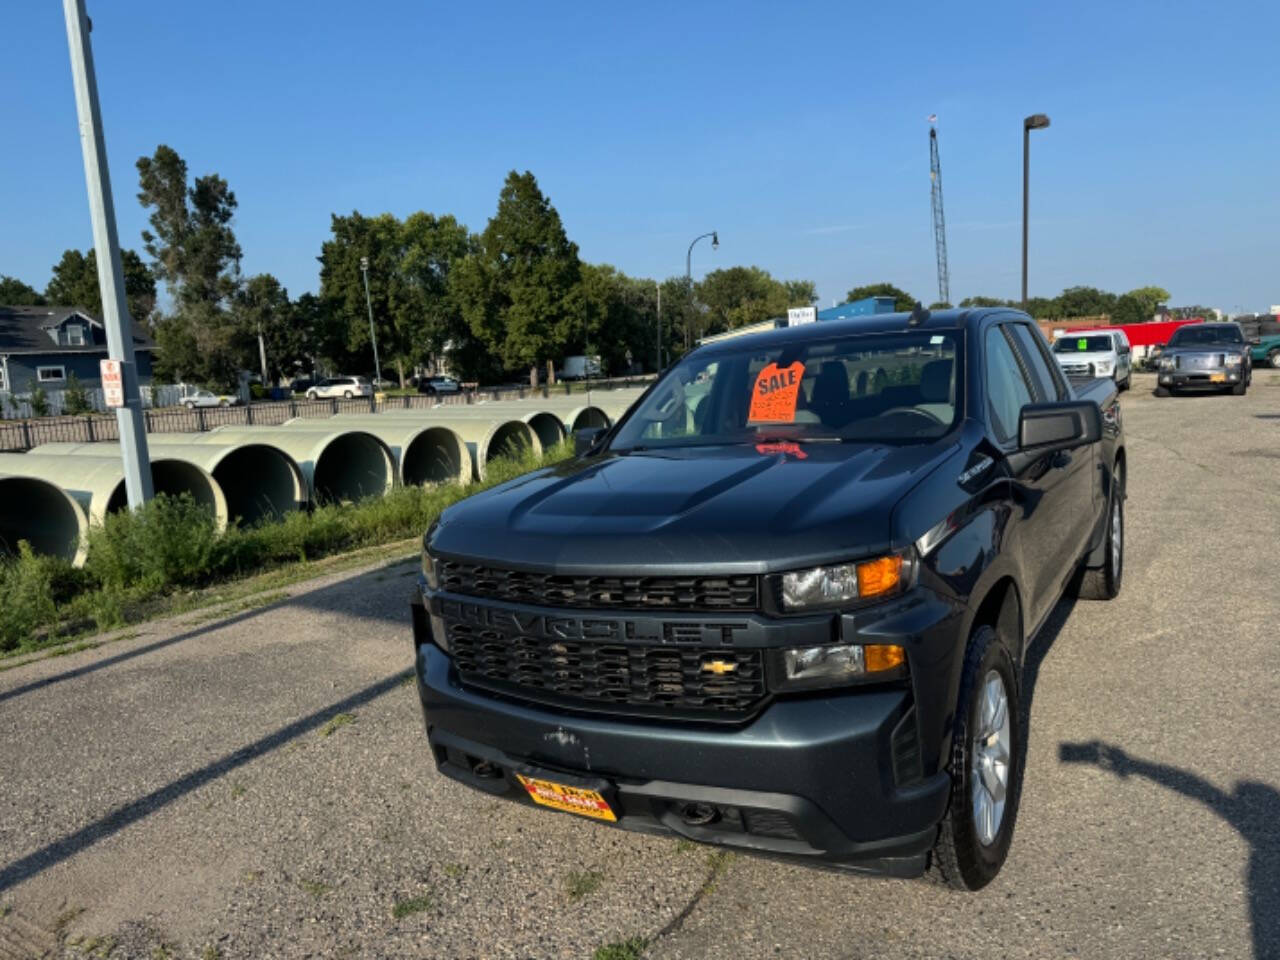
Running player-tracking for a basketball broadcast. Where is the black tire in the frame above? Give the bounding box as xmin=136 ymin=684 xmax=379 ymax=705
xmin=1232 ymin=380 xmax=1247 ymax=396
xmin=344 ymin=390 xmax=353 ymax=399
xmin=1154 ymin=386 xmax=1170 ymax=397
xmin=184 ymin=401 xmax=195 ymax=410
xmin=306 ymin=390 xmax=318 ymax=400
xmin=932 ymin=625 xmax=1023 ymax=891
xmin=1075 ymin=461 xmax=1124 ymax=601
xmin=1269 ymin=349 xmax=1280 ymax=370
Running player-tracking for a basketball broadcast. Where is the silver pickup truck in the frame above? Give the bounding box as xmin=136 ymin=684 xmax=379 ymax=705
xmin=1051 ymin=330 xmax=1133 ymax=391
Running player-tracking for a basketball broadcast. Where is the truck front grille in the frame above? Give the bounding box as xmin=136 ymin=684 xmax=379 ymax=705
xmin=1059 ymin=361 xmax=1094 ymax=378
xmin=446 ymin=622 xmax=767 ymax=717
xmin=438 ymin=560 xmax=758 ymax=613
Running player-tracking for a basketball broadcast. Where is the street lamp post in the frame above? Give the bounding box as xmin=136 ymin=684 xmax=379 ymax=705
xmin=655 ymin=281 xmax=662 ymax=371
xmin=685 ymin=231 xmax=719 ymax=350
xmin=1022 ymin=114 xmax=1050 ymax=309
xmin=359 ymin=256 xmax=382 ymax=387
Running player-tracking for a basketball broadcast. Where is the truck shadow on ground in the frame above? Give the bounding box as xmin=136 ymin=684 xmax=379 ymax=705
xmin=1058 ymin=741 xmax=1279 ymax=960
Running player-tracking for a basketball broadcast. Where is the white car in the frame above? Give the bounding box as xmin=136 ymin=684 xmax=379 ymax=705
xmin=305 ymin=376 xmax=373 ymax=400
xmin=182 ymin=389 xmax=238 ymax=409
xmin=1051 ymin=330 xmax=1133 ymax=390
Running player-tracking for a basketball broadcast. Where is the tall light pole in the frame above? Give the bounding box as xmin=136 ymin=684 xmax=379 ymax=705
xmin=63 ymin=0 xmax=153 ymax=507
xmin=1022 ymin=113 xmax=1050 ymax=308
xmin=685 ymin=230 xmax=718 ymax=350
xmin=359 ymin=256 xmax=382 ymax=386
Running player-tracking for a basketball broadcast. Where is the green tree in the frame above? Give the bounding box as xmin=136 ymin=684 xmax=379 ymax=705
xmin=44 ymin=248 xmax=156 ymax=324
xmin=577 ymin=264 xmax=661 ymax=375
xmin=1055 ymin=286 xmax=1116 ymax=318
xmin=696 ymin=266 xmax=806 ymax=335
xmin=401 ymin=212 xmax=473 ymax=378
xmin=136 ymin=145 xmax=243 ymax=387
xmin=0 ymin=276 xmax=44 ymax=305
xmin=844 ymin=283 xmax=916 ymax=312
xmin=1117 ymin=286 xmax=1171 ymax=324
xmin=928 ymin=301 xmax=953 ymax=310
xmin=453 ymin=171 xmax=582 ymax=382
xmin=232 ymin=274 xmax=303 ymax=383
xmin=62 ymin=372 xmax=91 ymax=414
xmin=958 ymin=295 xmax=1012 ymax=308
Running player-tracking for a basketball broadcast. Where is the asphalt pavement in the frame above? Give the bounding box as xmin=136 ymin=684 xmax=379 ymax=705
xmin=1 ymin=371 xmax=1278 ymax=960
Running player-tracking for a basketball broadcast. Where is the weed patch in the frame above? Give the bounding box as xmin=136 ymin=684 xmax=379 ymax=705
xmin=566 ymin=869 xmax=604 ymax=899
xmin=391 ymin=894 xmax=432 ymax=919
xmin=594 ymin=937 xmax=648 ymax=960
xmin=299 ymin=879 xmax=332 ymax=899
xmin=319 ymin=712 xmax=357 ymax=737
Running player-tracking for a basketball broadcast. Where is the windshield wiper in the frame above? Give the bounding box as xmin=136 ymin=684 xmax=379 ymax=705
xmin=751 ymin=435 xmax=842 ymax=444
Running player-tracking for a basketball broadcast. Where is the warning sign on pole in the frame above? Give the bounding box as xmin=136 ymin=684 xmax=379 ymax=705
xmin=101 ymin=358 xmax=124 ymax=408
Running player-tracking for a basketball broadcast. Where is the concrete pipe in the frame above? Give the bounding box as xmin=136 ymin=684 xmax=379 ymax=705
xmin=129 ymin=437 xmax=306 ymax=525
xmin=287 ymin=417 xmax=470 ymax=487
xmin=192 ymin=427 xmax=396 ymax=504
xmin=337 ymin=411 xmax=540 ymax=480
xmin=0 ymin=452 xmax=228 ymax=531
xmin=420 ymin=400 xmax=608 ymax=434
xmin=0 ymin=474 xmax=89 ymax=566
xmin=379 ymin=406 xmax=568 ymax=452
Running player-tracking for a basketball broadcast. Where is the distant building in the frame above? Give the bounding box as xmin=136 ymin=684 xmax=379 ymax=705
xmin=0 ymin=305 xmax=155 ymax=395
xmin=817 ymin=296 xmax=897 ymax=322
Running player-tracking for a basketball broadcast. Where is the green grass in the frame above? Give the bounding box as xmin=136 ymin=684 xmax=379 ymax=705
xmin=0 ymin=442 xmax=569 ymax=657
xmin=565 ymin=869 xmax=604 ymax=900
xmin=391 ymin=893 xmax=432 ymax=919
xmin=299 ymin=879 xmax=333 ymax=899
xmin=594 ymin=937 xmax=648 ymax=960
xmin=318 ymin=712 xmax=357 ymax=737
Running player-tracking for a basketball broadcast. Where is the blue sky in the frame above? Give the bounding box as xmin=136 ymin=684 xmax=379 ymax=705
xmin=3 ymin=0 xmax=1277 ymax=312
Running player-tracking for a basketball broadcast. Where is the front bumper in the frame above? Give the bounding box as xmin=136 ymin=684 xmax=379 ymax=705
xmin=1158 ymin=370 xmax=1240 ymax=390
xmin=413 ymin=595 xmax=954 ymax=876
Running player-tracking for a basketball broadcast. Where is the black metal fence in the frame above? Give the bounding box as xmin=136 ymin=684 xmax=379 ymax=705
xmin=0 ymin=377 xmax=653 ymax=453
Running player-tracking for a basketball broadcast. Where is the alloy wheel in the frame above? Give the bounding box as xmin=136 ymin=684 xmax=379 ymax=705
xmin=971 ymin=669 xmax=1011 ymax=847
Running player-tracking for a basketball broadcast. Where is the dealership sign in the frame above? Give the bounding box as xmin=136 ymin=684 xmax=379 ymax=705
xmin=787 ymin=307 xmax=817 ymax=326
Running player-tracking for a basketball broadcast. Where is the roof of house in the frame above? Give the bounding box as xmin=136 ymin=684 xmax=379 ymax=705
xmin=0 ymin=305 xmax=156 ymax=355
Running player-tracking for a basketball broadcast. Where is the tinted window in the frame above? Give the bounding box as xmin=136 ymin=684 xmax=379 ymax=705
xmin=1169 ymin=325 xmax=1243 ymax=346
xmin=1007 ymin=323 xmax=1064 ymax=402
xmin=610 ymin=329 xmax=960 ymax=450
xmin=985 ymin=327 xmax=1034 ymax=444
xmin=1053 ymin=335 xmax=1115 ymax=353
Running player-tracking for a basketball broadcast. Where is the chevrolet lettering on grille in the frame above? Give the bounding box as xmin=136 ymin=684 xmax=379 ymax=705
xmin=436 ymin=596 xmax=751 ymax=646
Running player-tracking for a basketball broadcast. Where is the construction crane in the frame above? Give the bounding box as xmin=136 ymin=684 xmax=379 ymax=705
xmin=928 ymin=115 xmax=950 ymax=306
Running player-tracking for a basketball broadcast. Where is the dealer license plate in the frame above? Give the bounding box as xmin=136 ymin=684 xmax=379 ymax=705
xmin=516 ymin=774 xmax=617 ymax=822
xmin=1210 ymin=373 xmax=1226 ymax=383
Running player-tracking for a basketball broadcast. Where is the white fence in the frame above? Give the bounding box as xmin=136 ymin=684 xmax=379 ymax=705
xmin=0 ymin=384 xmax=186 ymax=420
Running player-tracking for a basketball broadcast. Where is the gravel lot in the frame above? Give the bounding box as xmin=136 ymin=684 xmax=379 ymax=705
xmin=1 ymin=371 xmax=1278 ymax=960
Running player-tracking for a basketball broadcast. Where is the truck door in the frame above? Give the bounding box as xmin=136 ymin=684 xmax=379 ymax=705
xmin=985 ymin=323 xmax=1094 ymax=629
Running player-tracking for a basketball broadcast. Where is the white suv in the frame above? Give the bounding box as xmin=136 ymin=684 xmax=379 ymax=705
xmin=306 ymin=376 xmax=372 ymax=400
xmin=1051 ymin=330 xmax=1132 ymax=390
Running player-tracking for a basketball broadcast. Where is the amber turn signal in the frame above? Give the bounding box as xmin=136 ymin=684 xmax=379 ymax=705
xmin=855 ymin=555 xmax=903 ymax=598
xmin=864 ymin=643 xmax=905 ymax=673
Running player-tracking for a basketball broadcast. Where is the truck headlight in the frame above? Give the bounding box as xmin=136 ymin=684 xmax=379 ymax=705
xmin=1159 ymin=357 xmax=1175 ymax=370
xmin=421 ymin=523 xmax=441 ymax=589
xmin=1224 ymin=354 xmax=1242 ymax=367
xmin=1095 ymin=360 xmax=1113 ymax=375
xmin=772 ymin=643 xmax=906 ymax=690
xmin=775 ymin=552 xmax=911 ymax=611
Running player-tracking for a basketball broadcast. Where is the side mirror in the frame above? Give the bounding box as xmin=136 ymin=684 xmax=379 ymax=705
xmin=573 ymin=427 xmax=607 ymax=456
xmin=1018 ymin=400 xmax=1102 ymax=453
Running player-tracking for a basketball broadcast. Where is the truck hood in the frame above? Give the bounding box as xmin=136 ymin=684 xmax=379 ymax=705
xmin=1054 ymin=350 xmax=1115 ymax=365
xmin=430 ymin=439 xmax=956 ymax=574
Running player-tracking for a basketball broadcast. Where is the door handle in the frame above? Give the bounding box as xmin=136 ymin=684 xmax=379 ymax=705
xmin=1050 ymin=451 xmax=1072 ymax=469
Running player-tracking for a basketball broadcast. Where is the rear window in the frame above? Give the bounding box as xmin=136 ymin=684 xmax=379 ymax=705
xmin=1053 ymin=335 xmax=1114 ymax=353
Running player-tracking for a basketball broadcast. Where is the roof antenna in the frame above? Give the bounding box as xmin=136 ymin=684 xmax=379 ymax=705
xmin=907 ymin=301 xmax=930 ymax=327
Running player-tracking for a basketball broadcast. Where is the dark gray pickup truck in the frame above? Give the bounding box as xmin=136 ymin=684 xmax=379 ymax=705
xmin=412 ymin=307 xmax=1124 ymax=890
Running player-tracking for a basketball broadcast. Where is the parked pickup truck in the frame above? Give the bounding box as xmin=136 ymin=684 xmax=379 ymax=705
xmin=1156 ymin=322 xmax=1252 ymax=396
xmin=1249 ymin=333 xmax=1280 ymax=370
xmin=413 ymin=308 xmax=1125 ymax=891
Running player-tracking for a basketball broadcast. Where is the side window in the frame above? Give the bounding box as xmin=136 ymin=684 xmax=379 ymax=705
xmin=985 ymin=326 xmax=1034 ymax=444
xmin=1007 ymin=323 xmax=1065 ymax=402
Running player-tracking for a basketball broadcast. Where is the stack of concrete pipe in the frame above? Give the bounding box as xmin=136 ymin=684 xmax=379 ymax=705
xmin=334 ymin=411 xmax=539 ymax=482
xmin=308 ymin=417 xmax=471 ymax=486
xmin=32 ymin=439 xmax=306 ymax=528
xmin=190 ymin=426 xmax=397 ymax=503
xmin=0 ymin=449 xmax=229 ymax=568
xmin=0 ymin=473 xmax=89 ymax=566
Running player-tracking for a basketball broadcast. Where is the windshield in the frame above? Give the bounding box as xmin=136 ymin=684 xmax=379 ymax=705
xmin=1169 ymin=325 xmax=1243 ymax=346
xmin=610 ymin=330 xmax=960 ymax=451
xmin=1053 ymin=335 xmax=1114 ymax=353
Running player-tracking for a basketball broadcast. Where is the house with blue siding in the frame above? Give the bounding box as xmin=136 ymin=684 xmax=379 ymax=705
xmin=0 ymin=305 xmax=155 ymax=397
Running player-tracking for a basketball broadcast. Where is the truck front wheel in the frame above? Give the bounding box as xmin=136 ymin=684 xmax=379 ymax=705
xmin=932 ymin=624 xmax=1024 ymax=891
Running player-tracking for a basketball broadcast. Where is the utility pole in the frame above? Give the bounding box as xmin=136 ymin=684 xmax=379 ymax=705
xmin=63 ymin=0 xmax=152 ymax=506
xmin=359 ymin=256 xmax=382 ymax=386
xmin=1022 ymin=114 xmax=1050 ymax=308
xmin=256 ymin=323 xmax=269 ymax=384
xmin=685 ymin=231 xmax=718 ymax=350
